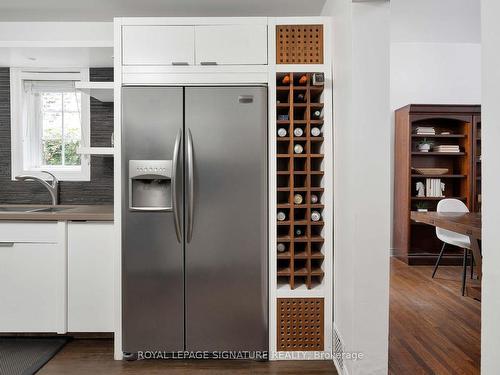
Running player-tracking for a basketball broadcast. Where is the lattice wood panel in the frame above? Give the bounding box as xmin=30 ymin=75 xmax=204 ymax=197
xmin=277 ymin=298 xmax=324 ymax=351
xmin=276 ymin=25 xmax=324 ymax=64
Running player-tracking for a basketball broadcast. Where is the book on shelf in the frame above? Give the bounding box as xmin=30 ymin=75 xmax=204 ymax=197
xmin=434 ymin=145 xmax=460 ymax=153
xmin=415 ymin=126 xmax=436 ymax=135
xmin=425 ymin=178 xmax=444 ymax=198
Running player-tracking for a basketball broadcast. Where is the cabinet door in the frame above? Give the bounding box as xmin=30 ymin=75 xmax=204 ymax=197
xmin=195 ymin=25 xmax=268 ymax=65
xmin=122 ymin=26 xmax=195 ymax=65
xmin=68 ymin=222 xmax=114 ymax=332
xmin=0 ymin=241 xmax=65 ymax=332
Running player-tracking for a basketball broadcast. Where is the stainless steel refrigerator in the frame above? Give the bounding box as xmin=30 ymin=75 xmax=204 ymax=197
xmin=121 ymin=86 xmax=268 ymax=357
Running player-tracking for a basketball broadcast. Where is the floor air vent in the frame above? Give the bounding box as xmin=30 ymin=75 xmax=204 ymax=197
xmin=333 ymin=324 xmax=345 ymax=373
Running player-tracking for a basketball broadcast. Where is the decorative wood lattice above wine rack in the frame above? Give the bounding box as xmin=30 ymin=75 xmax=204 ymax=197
xmin=276 ymin=72 xmax=325 ymax=290
xmin=276 ymin=25 xmax=324 ymax=64
xmin=277 ymin=298 xmax=324 ymax=351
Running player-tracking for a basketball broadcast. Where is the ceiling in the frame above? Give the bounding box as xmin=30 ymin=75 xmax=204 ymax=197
xmin=0 ymin=0 xmax=328 ymax=21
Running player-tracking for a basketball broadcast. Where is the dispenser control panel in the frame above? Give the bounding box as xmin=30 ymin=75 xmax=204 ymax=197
xmin=128 ymin=160 xmax=173 ymax=211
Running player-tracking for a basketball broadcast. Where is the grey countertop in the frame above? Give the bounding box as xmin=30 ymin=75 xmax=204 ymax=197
xmin=0 ymin=205 xmax=114 ymax=221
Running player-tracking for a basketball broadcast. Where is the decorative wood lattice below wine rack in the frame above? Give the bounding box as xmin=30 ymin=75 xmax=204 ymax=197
xmin=276 ymin=72 xmax=325 ymax=289
xmin=276 ymin=25 xmax=324 ymax=64
xmin=277 ymin=298 xmax=324 ymax=351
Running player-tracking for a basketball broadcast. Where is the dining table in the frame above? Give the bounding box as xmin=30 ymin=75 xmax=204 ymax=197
xmin=410 ymin=211 xmax=482 ymax=300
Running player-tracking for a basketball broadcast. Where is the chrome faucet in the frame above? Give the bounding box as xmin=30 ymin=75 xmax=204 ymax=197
xmin=15 ymin=171 xmax=59 ymax=205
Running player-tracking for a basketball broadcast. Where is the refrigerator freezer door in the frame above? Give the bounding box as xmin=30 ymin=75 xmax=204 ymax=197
xmin=185 ymin=87 xmax=268 ymax=352
xmin=122 ymin=87 xmax=184 ymax=353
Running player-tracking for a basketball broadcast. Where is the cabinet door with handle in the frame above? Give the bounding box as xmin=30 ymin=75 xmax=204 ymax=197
xmin=122 ymin=25 xmax=195 ymax=65
xmin=194 ymin=25 xmax=268 ymax=65
xmin=0 ymin=240 xmax=65 ymax=333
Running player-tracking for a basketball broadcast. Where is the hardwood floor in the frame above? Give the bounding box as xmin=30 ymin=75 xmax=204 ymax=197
xmin=39 ymin=339 xmax=337 ymax=374
xmin=389 ymin=257 xmax=480 ymax=375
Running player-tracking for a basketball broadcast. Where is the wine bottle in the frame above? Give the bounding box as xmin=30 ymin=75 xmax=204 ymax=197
xmin=277 ymin=128 xmax=287 ymax=137
xmin=298 ymin=74 xmax=308 ymax=85
xmin=294 ymin=193 xmax=303 ymax=205
xmin=311 ymin=127 xmax=321 ymax=137
xmin=295 ymin=228 xmax=303 ymax=236
xmin=294 ymin=144 xmax=304 ymax=154
xmin=296 ymin=93 xmax=306 ymax=102
xmin=293 ymin=127 xmax=303 ymax=137
xmin=312 ymin=110 xmax=322 ymax=119
xmin=277 ymin=211 xmax=286 ymax=221
xmin=277 ymin=243 xmax=286 ymax=252
xmin=311 ymin=194 xmax=319 ymax=204
xmin=311 ymin=211 xmax=321 ymax=222
xmin=281 ymin=75 xmax=291 ymax=85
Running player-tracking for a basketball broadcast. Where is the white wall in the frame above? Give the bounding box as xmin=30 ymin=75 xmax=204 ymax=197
xmin=324 ymin=1 xmax=391 ymax=374
xmin=481 ymin=2 xmax=500 ymax=373
xmin=390 ymin=0 xmax=481 ymax=110
xmin=391 ymin=43 xmax=481 ymax=110
xmin=0 ymin=22 xmax=113 ymax=46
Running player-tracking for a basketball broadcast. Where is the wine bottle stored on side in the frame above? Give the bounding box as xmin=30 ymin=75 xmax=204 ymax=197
xmin=298 ymin=74 xmax=308 ymax=85
xmin=277 ymin=243 xmax=286 ymax=252
xmin=277 ymin=128 xmax=287 ymax=137
xmin=294 ymin=193 xmax=304 ymax=205
xmin=281 ymin=75 xmax=291 ymax=85
xmin=295 ymin=228 xmax=303 ymax=237
xmin=294 ymin=144 xmax=304 ymax=154
xmin=296 ymin=93 xmax=306 ymax=102
xmin=277 ymin=211 xmax=286 ymax=221
xmin=311 ymin=211 xmax=321 ymax=222
xmin=312 ymin=110 xmax=322 ymax=120
xmin=311 ymin=127 xmax=321 ymax=137
xmin=293 ymin=127 xmax=303 ymax=137
xmin=311 ymin=194 xmax=319 ymax=204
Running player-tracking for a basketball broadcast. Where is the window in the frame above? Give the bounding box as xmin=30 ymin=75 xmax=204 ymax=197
xmin=10 ymin=68 xmax=90 ymax=181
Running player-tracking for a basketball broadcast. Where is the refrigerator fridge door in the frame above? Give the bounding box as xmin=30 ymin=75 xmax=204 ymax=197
xmin=184 ymin=86 xmax=268 ymax=352
xmin=122 ymin=87 xmax=184 ymax=353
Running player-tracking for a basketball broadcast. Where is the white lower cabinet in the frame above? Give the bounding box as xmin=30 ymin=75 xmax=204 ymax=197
xmin=0 ymin=220 xmax=114 ymax=333
xmin=68 ymin=222 xmax=114 ymax=332
xmin=0 ymin=222 xmax=66 ymax=333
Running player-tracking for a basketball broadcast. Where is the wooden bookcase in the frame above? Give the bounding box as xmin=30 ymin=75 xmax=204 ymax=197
xmin=394 ymin=104 xmax=481 ymax=265
xmin=276 ymin=72 xmax=325 ymax=289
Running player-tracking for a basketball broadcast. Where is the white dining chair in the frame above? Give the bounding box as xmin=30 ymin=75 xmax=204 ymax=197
xmin=431 ymin=198 xmax=471 ymax=296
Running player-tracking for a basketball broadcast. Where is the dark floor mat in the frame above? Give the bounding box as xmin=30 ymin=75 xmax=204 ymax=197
xmin=0 ymin=337 xmax=69 ymax=375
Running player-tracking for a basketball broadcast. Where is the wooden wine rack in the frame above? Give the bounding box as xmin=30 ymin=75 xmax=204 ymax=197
xmin=276 ymin=72 xmax=325 ymax=290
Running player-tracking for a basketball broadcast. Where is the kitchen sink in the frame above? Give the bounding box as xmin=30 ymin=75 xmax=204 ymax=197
xmin=0 ymin=206 xmax=72 ymax=213
xmin=0 ymin=207 xmax=43 ymax=212
xmin=32 ymin=207 xmax=72 ymax=213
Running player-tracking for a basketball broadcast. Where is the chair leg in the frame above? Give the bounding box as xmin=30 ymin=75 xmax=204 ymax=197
xmin=461 ymin=249 xmax=468 ymax=296
xmin=470 ymin=254 xmax=474 ymax=279
xmin=432 ymin=243 xmax=446 ymax=278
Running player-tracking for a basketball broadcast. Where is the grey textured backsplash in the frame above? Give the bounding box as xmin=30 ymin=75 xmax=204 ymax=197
xmin=0 ymin=67 xmax=114 ymax=205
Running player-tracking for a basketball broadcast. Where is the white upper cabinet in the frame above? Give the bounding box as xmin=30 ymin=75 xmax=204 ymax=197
xmin=122 ymin=26 xmax=195 ymax=65
xmin=194 ymin=25 xmax=268 ymax=65
xmin=121 ymin=23 xmax=268 ymax=66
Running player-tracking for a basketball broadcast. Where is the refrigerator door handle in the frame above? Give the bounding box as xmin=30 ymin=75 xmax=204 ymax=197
xmin=187 ymin=128 xmax=194 ymax=243
xmin=172 ymin=128 xmax=182 ymax=243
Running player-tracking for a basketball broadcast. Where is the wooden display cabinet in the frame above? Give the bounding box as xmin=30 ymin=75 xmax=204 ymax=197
xmin=394 ymin=104 xmax=481 ymax=265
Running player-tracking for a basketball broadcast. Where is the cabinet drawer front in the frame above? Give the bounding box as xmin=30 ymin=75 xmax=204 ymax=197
xmin=195 ymin=25 xmax=268 ymax=65
xmin=0 ymin=222 xmax=59 ymax=243
xmin=123 ymin=25 xmax=195 ymax=65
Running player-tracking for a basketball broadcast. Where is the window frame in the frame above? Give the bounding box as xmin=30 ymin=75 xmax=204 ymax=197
xmin=10 ymin=68 xmax=91 ymax=182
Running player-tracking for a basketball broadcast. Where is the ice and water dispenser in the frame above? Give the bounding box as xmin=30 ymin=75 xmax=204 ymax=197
xmin=129 ymin=160 xmax=173 ymax=211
